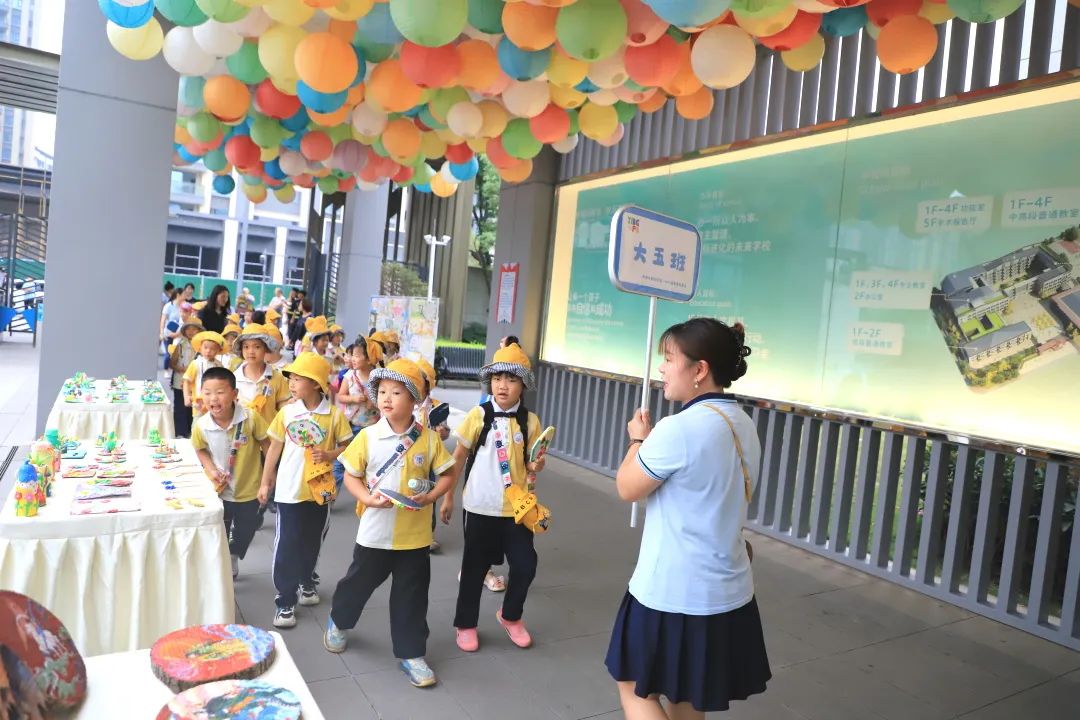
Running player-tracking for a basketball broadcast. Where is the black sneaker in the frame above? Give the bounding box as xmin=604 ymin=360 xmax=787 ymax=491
xmin=273 ymin=606 xmax=296 ymax=628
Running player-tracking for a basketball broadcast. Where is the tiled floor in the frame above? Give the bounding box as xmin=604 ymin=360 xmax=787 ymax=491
xmin=2 ymin=339 xmax=1078 ymax=718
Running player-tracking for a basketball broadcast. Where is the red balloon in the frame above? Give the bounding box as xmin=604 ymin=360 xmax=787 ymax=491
xmin=486 ymin=136 xmax=516 ymax=169
xmin=759 ymin=12 xmax=822 ymax=51
xmin=400 ymin=41 xmax=462 ymax=89
xmin=865 ymin=0 xmax=919 ymax=24
xmin=359 ymin=164 xmax=380 ymax=183
xmin=225 ymin=135 xmax=261 ymax=170
xmin=301 ymin=131 xmax=333 ymax=162
xmin=369 ymin=154 xmax=398 ymax=177
xmin=392 ymin=164 xmax=415 ymax=183
xmin=254 ymin=80 xmax=301 ymax=120
xmin=337 ymin=175 xmax=357 ymax=192
xmin=529 ymin=104 xmax=570 ymax=143
xmin=445 ymin=142 xmax=474 ymax=164
xmin=624 ymin=34 xmax=682 ymax=88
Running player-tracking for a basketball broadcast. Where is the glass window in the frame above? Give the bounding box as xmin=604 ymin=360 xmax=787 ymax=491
xmin=286 ymin=255 xmax=305 ymax=284
xmin=164 ymin=242 xmax=220 ymax=277
xmin=239 ymin=250 xmax=271 ymax=282
xmin=209 ymin=195 xmax=230 ymax=216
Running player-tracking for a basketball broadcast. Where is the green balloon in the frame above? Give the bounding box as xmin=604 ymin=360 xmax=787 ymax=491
xmin=947 ymin=0 xmax=1023 ymax=22
xmin=187 ymin=112 xmax=222 ymax=143
xmin=415 ymin=162 xmax=436 ymax=183
xmin=614 ymin=101 xmax=638 ymax=123
xmin=250 ymin=115 xmax=285 ymax=149
xmin=203 ymin=149 xmax=228 ymax=172
xmin=354 ymin=37 xmax=395 ymax=64
xmin=226 ymin=42 xmax=267 ymax=85
xmin=729 ymin=0 xmax=788 ymax=18
xmin=468 ymin=0 xmax=504 ymax=34
xmin=318 ymin=176 xmax=340 ymax=194
xmin=242 ymin=173 xmax=263 ymax=186
xmin=179 ymin=76 xmax=206 ymax=110
xmin=194 ymin=0 xmax=248 ymax=22
xmin=429 ymin=87 xmax=470 ymax=122
xmin=327 ymin=123 xmax=353 ymax=145
xmin=501 ymin=118 xmax=542 ymax=160
xmin=372 ymin=138 xmax=390 ymax=157
xmin=556 ymin=0 xmax=627 ymax=62
xmin=666 ymin=27 xmax=691 ymax=43
xmin=154 ymin=0 xmax=207 ymax=26
xmin=567 ymin=109 xmax=579 ymax=135
xmin=389 ymin=0 xmax=468 ymax=48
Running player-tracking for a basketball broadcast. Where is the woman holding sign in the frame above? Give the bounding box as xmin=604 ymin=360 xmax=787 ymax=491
xmin=606 ymin=318 xmax=771 ymax=718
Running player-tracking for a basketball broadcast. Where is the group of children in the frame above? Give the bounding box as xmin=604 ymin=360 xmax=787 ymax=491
xmin=173 ymin=310 xmax=549 ymax=689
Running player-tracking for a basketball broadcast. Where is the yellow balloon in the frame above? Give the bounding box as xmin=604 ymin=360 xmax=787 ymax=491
xmin=275 ymin=185 xmax=296 ymax=203
xmin=352 ymin=129 xmax=378 ymax=144
xmin=263 ymin=0 xmax=315 ymax=25
xmin=419 ymin=132 xmax=447 ymax=159
xmin=431 ymin=173 xmax=458 ymax=197
xmin=435 ymin=128 xmax=465 ymax=144
xmin=244 ymin=184 xmax=269 ymax=203
xmin=547 ymin=49 xmax=588 ymax=88
xmin=477 ymin=100 xmax=509 ymax=137
xmin=550 ymin=84 xmax=587 ymax=110
xmin=270 ymin=73 xmax=299 ymax=94
xmin=466 ymin=136 xmax=489 ymax=152
xmin=106 ymin=17 xmax=164 ymax=61
xmin=919 ymin=0 xmax=955 ymax=24
xmin=261 ymin=146 xmax=281 ymax=161
xmin=578 ymin=101 xmax=617 ymax=141
xmin=734 ymin=5 xmax=798 ymax=37
xmin=326 ymin=0 xmax=374 ymax=20
xmin=781 ymin=34 xmax=825 ymax=72
xmin=259 ymin=23 xmax=305 ymax=80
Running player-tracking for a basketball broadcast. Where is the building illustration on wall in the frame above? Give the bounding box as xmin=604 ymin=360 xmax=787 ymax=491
xmin=933 ymin=227 xmax=1080 ymax=386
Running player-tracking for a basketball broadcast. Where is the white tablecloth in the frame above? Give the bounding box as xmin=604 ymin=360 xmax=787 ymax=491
xmin=0 ymin=440 xmax=233 ymax=656
xmin=71 ymin=632 xmax=324 ymax=719
xmin=45 ymin=379 xmax=175 ymax=441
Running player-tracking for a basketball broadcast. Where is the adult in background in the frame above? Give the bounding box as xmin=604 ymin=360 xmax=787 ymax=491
xmin=267 ymin=288 xmax=287 ymax=324
xmin=607 ymin=318 xmax=770 ymax=719
xmin=162 ymin=281 xmax=175 ymax=306
xmin=198 ymin=284 xmax=232 ymax=333
xmin=180 ymin=282 xmax=196 ymax=315
xmin=288 ymin=296 xmax=312 ymax=351
xmin=235 ymin=286 xmax=254 ymax=320
xmin=160 ymin=288 xmax=184 ymax=350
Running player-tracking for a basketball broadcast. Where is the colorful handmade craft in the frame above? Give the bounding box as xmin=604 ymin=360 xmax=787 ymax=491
xmin=0 ymin=591 xmax=87 ymax=710
xmin=155 ymin=680 xmax=301 ymax=720
xmin=147 ymin=429 xmax=163 ymax=447
xmin=28 ymin=441 xmax=54 ymax=505
xmin=13 ymin=463 xmax=39 ymax=518
xmin=286 ymin=419 xmax=335 ymax=504
xmin=377 ymin=487 xmax=424 ymax=512
xmin=142 ymin=382 xmax=168 ymax=404
xmin=61 ymin=466 xmax=98 ymax=479
xmin=0 ymin=645 xmax=48 ymax=720
xmin=150 ymin=625 xmax=275 ymax=692
xmin=74 ymin=484 xmax=131 ymax=501
xmin=527 ymin=426 xmax=556 ymax=491
xmin=70 ymin=498 xmax=141 ymax=515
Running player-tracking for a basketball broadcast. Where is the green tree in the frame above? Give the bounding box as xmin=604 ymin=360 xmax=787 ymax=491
xmin=381 ymin=262 xmax=427 ymax=297
xmin=471 ymin=155 xmax=500 ymax=294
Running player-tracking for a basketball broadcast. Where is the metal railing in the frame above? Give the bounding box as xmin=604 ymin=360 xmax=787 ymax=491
xmin=0 ymin=212 xmax=46 ymax=344
xmin=535 ymin=361 xmax=1080 ymax=651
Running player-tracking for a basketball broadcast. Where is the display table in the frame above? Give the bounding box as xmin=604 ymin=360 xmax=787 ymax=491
xmin=45 ymin=379 xmax=175 ymax=441
xmin=71 ymin=632 xmax=324 ymax=719
xmin=0 ymin=440 xmax=233 ymax=656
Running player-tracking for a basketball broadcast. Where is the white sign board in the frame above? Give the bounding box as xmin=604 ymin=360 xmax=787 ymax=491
xmin=608 ymin=205 xmax=702 ymax=303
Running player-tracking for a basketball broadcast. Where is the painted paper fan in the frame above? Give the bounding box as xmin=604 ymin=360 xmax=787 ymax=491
xmin=285 ymin=418 xmax=325 ymax=448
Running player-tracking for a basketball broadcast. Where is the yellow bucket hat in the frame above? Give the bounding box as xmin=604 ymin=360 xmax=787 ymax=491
xmin=366 ymin=358 xmax=427 ymax=404
xmin=266 ymin=324 xmax=283 ymax=345
xmin=409 ymin=354 xmax=438 ymax=393
xmin=227 ymin=313 xmax=241 ymax=324
xmin=179 ymin=315 xmax=203 ymax=334
xmin=282 ymin=351 xmax=332 ymax=394
xmin=305 ymin=315 xmax=331 ymax=340
xmin=191 ymin=331 xmax=226 ymax=350
xmin=330 ymin=324 xmax=345 ymax=338
xmin=192 ymin=300 xmax=207 ymax=311
xmin=222 ymin=323 xmax=242 ymax=338
xmin=371 ymin=329 xmax=401 ymax=347
xmin=233 ymin=323 xmax=280 ymax=354
xmin=480 ymin=343 xmax=535 ymax=390
xmin=265 ymin=308 xmax=281 ymax=323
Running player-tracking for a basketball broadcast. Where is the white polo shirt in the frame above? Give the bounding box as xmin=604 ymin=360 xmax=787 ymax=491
xmin=630 ymin=393 xmax=762 ymax=616
xmin=455 ymin=402 xmax=520 ymax=517
xmin=268 ymin=397 xmax=353 ymax=504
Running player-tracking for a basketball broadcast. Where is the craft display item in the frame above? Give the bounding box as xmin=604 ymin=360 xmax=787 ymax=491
xmin=61 ymin=446 xmax=86 ymax=460
xmin=150 ymin=624 xmax=276 ymax=693
xmin=70 ymin=498 xmax=142 ymax=515
xmin=110 ymin=375 xmax=129 ymax=389
xmin=61 ymin=466 xmax=98 ymax=479
xmin=376 ymin=487 xmax=424 ymax=512
xmin=286 ymin=419 xmax=335 ymax=505
xmin=155 ymin=680 xmax=301 ymax=720
xmin=74 ymin=484 xmax=132 ymax=501
xmin=147 ymin=429 xmax=163 ymax=447
xmin=95 ymin=468 xmax=137 ymax=480
xmin=14 ymin=463 xmax=40 ymax=518
xmin=141 ymin=382 xmax=168 ymax=404
xmin=0 ymin=591 xmax=87 ymax=710
xmin=1 ymin=645 xmax=49 ymax=719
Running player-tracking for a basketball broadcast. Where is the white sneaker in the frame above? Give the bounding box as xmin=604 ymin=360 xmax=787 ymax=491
xmin=399 ymin=657 xmax=437 ymax=688
xmin=298 ymin=585 xmax=320 ymax=606
xmin=230 ymin=554 xmax=239 ymax=579
xmin=273 ymin=606 xmax=296 ymax=628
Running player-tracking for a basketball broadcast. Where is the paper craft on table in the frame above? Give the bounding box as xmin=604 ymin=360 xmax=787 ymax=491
xmin=75 ymin=484 xmax=132 ymax=500
xmin=61 ymin=466 xmax=98 ymax=479
xmin=87 ymin=476 xmax=133 ymax=487
xmin=61 ymin=448 xmax=87 ymax=460
xmin=96 ymin=468 xmax=136 ymax=479
xmin=70 ymin=498 xmax=142 ymax=515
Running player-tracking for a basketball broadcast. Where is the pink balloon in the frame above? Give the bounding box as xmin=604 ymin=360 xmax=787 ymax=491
xmin=330 ymin=139 xmax=368 ymax=173
xmin=621 ymin=0 xmax=668 ymax=47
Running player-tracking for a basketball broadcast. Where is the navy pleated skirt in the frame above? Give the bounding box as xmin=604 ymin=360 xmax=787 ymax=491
xmin=605 ymin=591 xmax=771 ymax=712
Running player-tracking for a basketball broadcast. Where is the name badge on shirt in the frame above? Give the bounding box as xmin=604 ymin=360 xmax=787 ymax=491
xmin=413 ymin=454 xmax=426 ymax=466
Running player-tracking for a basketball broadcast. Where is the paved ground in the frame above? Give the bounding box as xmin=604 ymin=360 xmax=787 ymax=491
xmin=2 ymin=339 xmax=1078 ymax=718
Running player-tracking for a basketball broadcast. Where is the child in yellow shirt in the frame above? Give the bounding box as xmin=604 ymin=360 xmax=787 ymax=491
xmin=191 ymin=367 xmax=270 ymax=579
xmin=219 ymin=323 xmax=243 ymax=371
xmin=183 ymin=330 xmax=226 ymax=418
xmin=233 ymin=323 xmax=291 ymax=425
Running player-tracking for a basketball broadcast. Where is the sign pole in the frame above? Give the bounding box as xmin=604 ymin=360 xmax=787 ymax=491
xmin=631 ymin=295 xmax=657 ymax=529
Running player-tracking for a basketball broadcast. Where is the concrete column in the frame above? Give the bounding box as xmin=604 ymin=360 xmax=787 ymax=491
xmin=484 ymin=149 xmax=558 ymax=365
xmin=36 ymin=0 xmax=178 ymax=431
xmin=334 ymin=184 xmax=389 ymax=338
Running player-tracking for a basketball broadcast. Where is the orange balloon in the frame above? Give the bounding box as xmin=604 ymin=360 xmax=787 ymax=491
xmin=327 ymin=19 xmax=357 ymax=42
xmin=500 ymin=158 xmax=533 ymax=183
xmin=877 ymin=15 xmax=937 ymax=74
xmin=503 ymin=3 xmax=558 ymax=51
xmin=295 ymin=173 xmax=315 ymax=188
xmin=486 ymin=136 xmax=518 ymax=169
xmin=624 ymin=35 xmax=682 ymax=88
xmin=175 ymin=124 xmax=193 ymax=145
xmin=661 ymin=42 xmax=703 ymax=98
xmin=675 ymin=85 xmax=714 ymax=120
xmin=347 ymin=83 xmax=365 ymax=105
xmin=866 ymin=0 xmax=921 ymax=26
xmin=529 ymin=103 xmax=571 ymax=142
xmin=204 ymin=76 xmax=251 ymax=123
xmin=639 ymin=90 xmax=668 ymax=113
xmin=301 ymin=131 xmax=334 ymax=161
xmin=294 ymin=32 xmax=358 ymax=94
xmin=308 ymin=104 xmax=353 ymax=126
xmin=367 ymin=60 xmax=424 ymax=113
xmin=382 ymin=117 xmax=422 ymax=158
xmin=457 ymin=39 xmax=502 ymax=90
xmin=759 ymin=11 xmax=822 ymax=51
xmin=400 ymin=41 xmax=461 ymax=89
xmin=305 ymin=0 xmax=338 ymax=8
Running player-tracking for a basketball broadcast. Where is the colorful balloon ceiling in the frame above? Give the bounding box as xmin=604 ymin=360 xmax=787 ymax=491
xmin=98 ymin=0 xmax=1025 ymax=203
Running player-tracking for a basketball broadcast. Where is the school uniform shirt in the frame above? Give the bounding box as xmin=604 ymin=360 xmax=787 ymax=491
xmin=169 ymin=339 xmax=195 ymax=390
xmin=219 ymin=352 xmax=242 ymax=372
xmin=235 ymin=362 xmax=291 ymax=425
xmin=270 ymin=356 xmax=288 ymax=371
xmin=453 ymin=402 xmax=541 ymax=518
xmin=338 ymin=369 xmax=377 ymax=427
xmin=190 ymin=404 xmax=269 ymax=502
xmin=268 ymin=398 xmax=353 ymax=504
xmin=631 ymin=393 xmax=762 ymax=616
xmin=339 ymin=418 xmax=454 ymax=550
xmin=183 ymin=356 xmax=222 ymax=413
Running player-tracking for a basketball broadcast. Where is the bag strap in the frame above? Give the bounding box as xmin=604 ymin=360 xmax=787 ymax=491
xmin=702 ymin=403 xmax=753 ymax=502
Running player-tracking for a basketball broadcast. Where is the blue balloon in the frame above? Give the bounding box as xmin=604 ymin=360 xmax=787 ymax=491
xmin=418 ymin=106 xmax=446 ymax=130
xmin=179 ymin=76 xmax=206 ymax=110
xmin=821 ymin=6 xmax=867 ymax=37
xmin=212 ymin=175 xmax=236 ymax=194
xmin=282 ymin=107 xmax=309 ymax=132
xmin=97 ymin=0 xmax=154 ymax=28
xmin=351 ymin=45 xmax=366 ymax=87
xmin=176 ymin=146 xmax=200 ymax=163
xmin=643 ymin=0 xmax=732 ymax=28
xmin=281 ymin=133 xmax=303 ymax=151
xmin=497 ymin=37 xmax=552 ymax=82
xmin=414 ymin=182 xmax=432 ymax=194
xmin=264 ymin=158 xmax=287 ymax=180
xmin=357 ymin=3 xmax=402 ymax=45
xmin=296 ymin=81 xmax=347 ymax=114
xmin=575 ymin=78 xmax=600 ymax=94
xmin=449 ymin=157 xmax=479 ymax=182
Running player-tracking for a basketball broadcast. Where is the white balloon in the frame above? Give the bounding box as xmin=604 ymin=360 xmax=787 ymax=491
xmin=227 ymin=7 xmax=273 ymax=37
xmin=446 ymin=102 xmax=483 ymax=138
xmin=501 ymin=80 xmax=550 ymax=118
xmin=690 ymin=26 xmax=756 ymax=91
xmin=357 ymin=180 xmax=382 ymax=191
xmin=552 ymin=133 xmax=580 ymax=154
xmin=588 ymin=48 xmax=628 ymax=89
xmin=613 ymin=84 xmax=658 ymax=104
xmin=278 ymin=150 xmax=308 ymax=176
xmin=163 ymin=26 xmax=217 ymax=77
xmin=176 ymin=101 xmax=198 ymax=117
xmin=351 ymin=102 xmax=388 ymax=136
xmin=193 ymin=20 xmax=243 ymax=57
xmin=205 ymin=57 xmax=231 ymax=77
xmin=587 ymin=88 xmax=619 ymax=106
xmin=597 ymin=123 xmax=625 ymax=147
xmin=792 ymin=0 xmax=835 ymax=12
xmin=439 ymin=163 xmax=458 ymax=183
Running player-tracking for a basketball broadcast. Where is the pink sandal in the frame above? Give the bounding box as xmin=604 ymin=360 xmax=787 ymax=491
xmin=455 ymin=628 xmax=479 ymax=653
xmin=496 ymin=610 xmax=532 ymax=649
